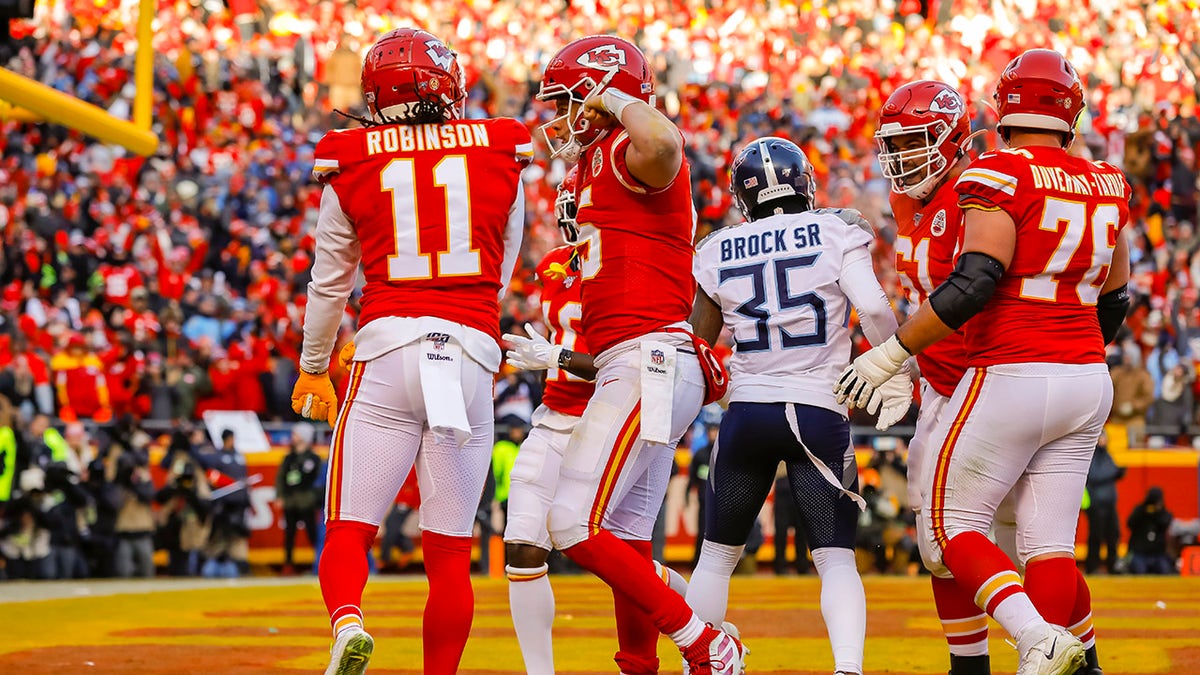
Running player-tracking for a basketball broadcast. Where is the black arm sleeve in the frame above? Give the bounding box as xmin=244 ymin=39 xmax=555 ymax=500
xmin=927 ymin=252 xmax=1006 ymax=330
xmin=1097 ymin=284 xmax=1130 ymax=345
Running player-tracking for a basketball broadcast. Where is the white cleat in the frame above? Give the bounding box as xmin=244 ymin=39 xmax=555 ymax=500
xmin=1016 ymin=624 xmax=1085 ymax=675
xmin=324 ymin=627 xmax=374 ymax=675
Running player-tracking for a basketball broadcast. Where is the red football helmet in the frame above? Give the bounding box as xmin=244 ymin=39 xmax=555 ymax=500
xmin=537 ymin=35 xmax=655 ymax=162
xmin=993 ymin=49 xmax=1084 ymax=147
xmin=361 ymin=28 xmax=466 ymax=124
xmin=554 ymin=165 xmax=580 ymax=243
xmin=875 ymin=80 xmax=972 ymax=200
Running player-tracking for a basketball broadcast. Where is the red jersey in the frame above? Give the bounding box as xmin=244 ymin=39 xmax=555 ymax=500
xmin=955 ymin=146 xmax=1131 ymax=366
xmin=99 ymin=264 xmax=144 ymax=308
xmin=573 ymin=129 xmax=696 ymax=355
xmin=312 ymin=119 xmax=533 ymax=341
xmin=537 ymin=246 xmax=594 ymax=417
xmin=891 ymin=178 xmax=970 ymax=398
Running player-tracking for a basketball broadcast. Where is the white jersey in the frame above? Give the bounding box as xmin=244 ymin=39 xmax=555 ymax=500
xmin=694 ymin=211 xmax=896 ymax=412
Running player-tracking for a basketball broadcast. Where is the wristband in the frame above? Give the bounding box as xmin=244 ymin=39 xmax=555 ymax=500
xmin=600 ymin=89 xmax=638 ymax=125
xmin=558 ymin=348 xmax=573 ymax=370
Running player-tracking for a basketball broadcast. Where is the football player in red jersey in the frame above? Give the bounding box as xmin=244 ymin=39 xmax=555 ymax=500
xmin=503 ymin=178 xmax=689 ymax=673
xmin=290 ymin=28 xmax=531 ymax=675
xmin=880 ymin=80 xmax=1009 ymax=675
xmin=838 ymin=50 xmax=1130 ymax=675
xmin=514 ymin=34 xmax=745 ymax=675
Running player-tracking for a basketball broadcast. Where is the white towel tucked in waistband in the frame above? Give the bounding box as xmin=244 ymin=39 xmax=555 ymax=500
xmin=418 ymin=332 xmax=471 ymax=448
xmin=639 ymin=340 xmax=677 ymax=444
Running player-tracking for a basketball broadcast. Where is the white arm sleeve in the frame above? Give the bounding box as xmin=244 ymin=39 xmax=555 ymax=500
xmin=498 ymin=187 xmax=526 ymax=299
xmin=300 ymin=186 xmax=361 ymax=374
xmin=837 ymin=245 xmax=899 ymax=347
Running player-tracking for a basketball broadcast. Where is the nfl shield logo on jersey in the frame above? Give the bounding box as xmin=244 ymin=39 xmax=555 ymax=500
xmin=930 ymin=209 xmax=947 ymax=237
xmin=592 ymin=150 xmax=604 ymax=177
xmin=650 ymin=349 xmax=665 ymax=366
xmin=427 ymin=332 xmax=451 ymax=351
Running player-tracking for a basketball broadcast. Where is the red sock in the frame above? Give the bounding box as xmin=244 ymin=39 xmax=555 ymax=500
xmin=564 ymin=530 xmax=693 ymax=635
xmin=319 ymin=520 xmax=378 ymax=635
xmin=1068 ymin=567 xmax=1096 ymax=647
xmin=942 ymin=531 xmax=1024 ymax=615
xmin=931 ymin=575 xmax=989 ymax=656
xmin=612 ymin=539 xmax=661 ymax=674
xmin=422 ymin=532 xmax=474 ymax=675
xmin=1024 ymin=557 xmax=1077 ymax=626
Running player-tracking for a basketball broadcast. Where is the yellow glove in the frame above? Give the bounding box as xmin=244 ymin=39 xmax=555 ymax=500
xmin=338 ymin=341 xmax=356 ymax=370
xmin=291 ymin=370 xmax=338 ymax=425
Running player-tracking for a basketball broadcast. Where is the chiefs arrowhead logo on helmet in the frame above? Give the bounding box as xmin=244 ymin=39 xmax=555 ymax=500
xmin=425 ymin=39 xmax=455 ymax=71
xmin=576 ymin=44 xmax=627 ymax=70
xmin=929 ymin=89 xmax=964 ymax=115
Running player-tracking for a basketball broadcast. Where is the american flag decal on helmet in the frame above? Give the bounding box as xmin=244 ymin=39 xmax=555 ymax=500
xmin=1007 ymin=93 xmax=1021 ymax=103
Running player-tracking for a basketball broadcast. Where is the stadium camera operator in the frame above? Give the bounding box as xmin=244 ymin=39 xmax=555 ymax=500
xmin=111 ymin=440 xmax=157 ymax=578
xmin=40 ymin=460 xmax=92 ymax=579
xmin=155 ymin=429 xmax=212 ymax=576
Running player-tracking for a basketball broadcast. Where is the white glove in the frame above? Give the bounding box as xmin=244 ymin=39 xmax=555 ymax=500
xmin=812 ymin=207 xmax=873 ymax=235
xmin=503 ymin=322 xmax=561 ymax=371
xmin=873 ymin=373 xmax=913 ymax=431
xmin=834 ymin=335 xmax=911 ymax=410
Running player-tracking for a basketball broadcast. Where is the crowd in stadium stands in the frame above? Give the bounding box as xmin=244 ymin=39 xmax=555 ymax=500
xmin=2 ymin=0 xmax=1200 ymax=578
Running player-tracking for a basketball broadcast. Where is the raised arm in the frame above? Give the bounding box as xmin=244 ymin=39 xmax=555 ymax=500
xmin=583 ymin=91 xmax=682 ymax=189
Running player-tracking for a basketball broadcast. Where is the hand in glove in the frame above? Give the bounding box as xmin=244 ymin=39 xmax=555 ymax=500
xmin=872 ymin=374 xmax=913 ymax=431
xmin=291 ymin=370 xmax=338 ymax=425
xmin=502 ymin=323 xmax=561 ymax=371
xmin=338 ymin=341 xmax=356 ymax=369
xmin=834 ymin=335 xmax=911 ymax=410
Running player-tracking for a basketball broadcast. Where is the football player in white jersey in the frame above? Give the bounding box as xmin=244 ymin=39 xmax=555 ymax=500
xmin=686 ymin=137 xmax=913 ymax=675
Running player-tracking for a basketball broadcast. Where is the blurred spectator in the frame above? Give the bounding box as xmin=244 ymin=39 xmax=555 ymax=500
xmin=200 ymin=429 xmax=250 ymax=578
xmin=1127 ymin=486 xmax=1175 ymax=574
xmin=50 ymin=334 xmax=112 ymax=423
xmin=494 ymin=369 xmax=534 ymax=425
xmin=492 ymin=415 xmax=524 ymax=527
xmin=0 ymin=498 xmax=52 ymax=580
xmin=689 ymin=424 xmax=718 ymax=567
xmin=275 ymin=422 xmax=322 ymax=574
xmin=1109 ymin=351 xmax=1155 ymax=447
xmin=772 ymin=465 xmax=809 ymax=576
xmin=111 ymin=445 xmax=156 ymax=578
xmin=0 ymin=397 xmax=17 ymax=504
xmin=81 ymin=456 xmax=121 ymax=577
xmin=25 ymin=413 xmax=68 ymax=472
xmin=380 ymin=471 xmax=419 ymax=572
xmin=40 ymin=461 xmax=91 ymax=578
xmin=1084 ymin=433 xmax=1125 ymax=574
xmin=1150 ymin=362 xmax=1194 ymax=441
xmin=156 ymin=430 xmax=212 ymax=576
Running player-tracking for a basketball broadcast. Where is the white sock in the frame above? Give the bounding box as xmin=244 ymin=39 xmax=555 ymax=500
xmin=507 ymin=564 xmax=555 ymax=673
xmin=668 ymin=614 xmax=707 ymax=649
xmin=685 ymin=540 xmax=743 ymax=625
xmin=812 ymin=547 xmax=865 ymax=675
xmin=997 ymin=593 xmax=1048 ymax=654
xmin=655 ymin=560 xmax=689 ymax=597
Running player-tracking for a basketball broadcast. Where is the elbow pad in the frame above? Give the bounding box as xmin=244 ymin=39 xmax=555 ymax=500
xmin=1097 ymin=285 xmax=1130 ymax=345
xmin=928 ymin=252 xmax=1006 ymax=330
